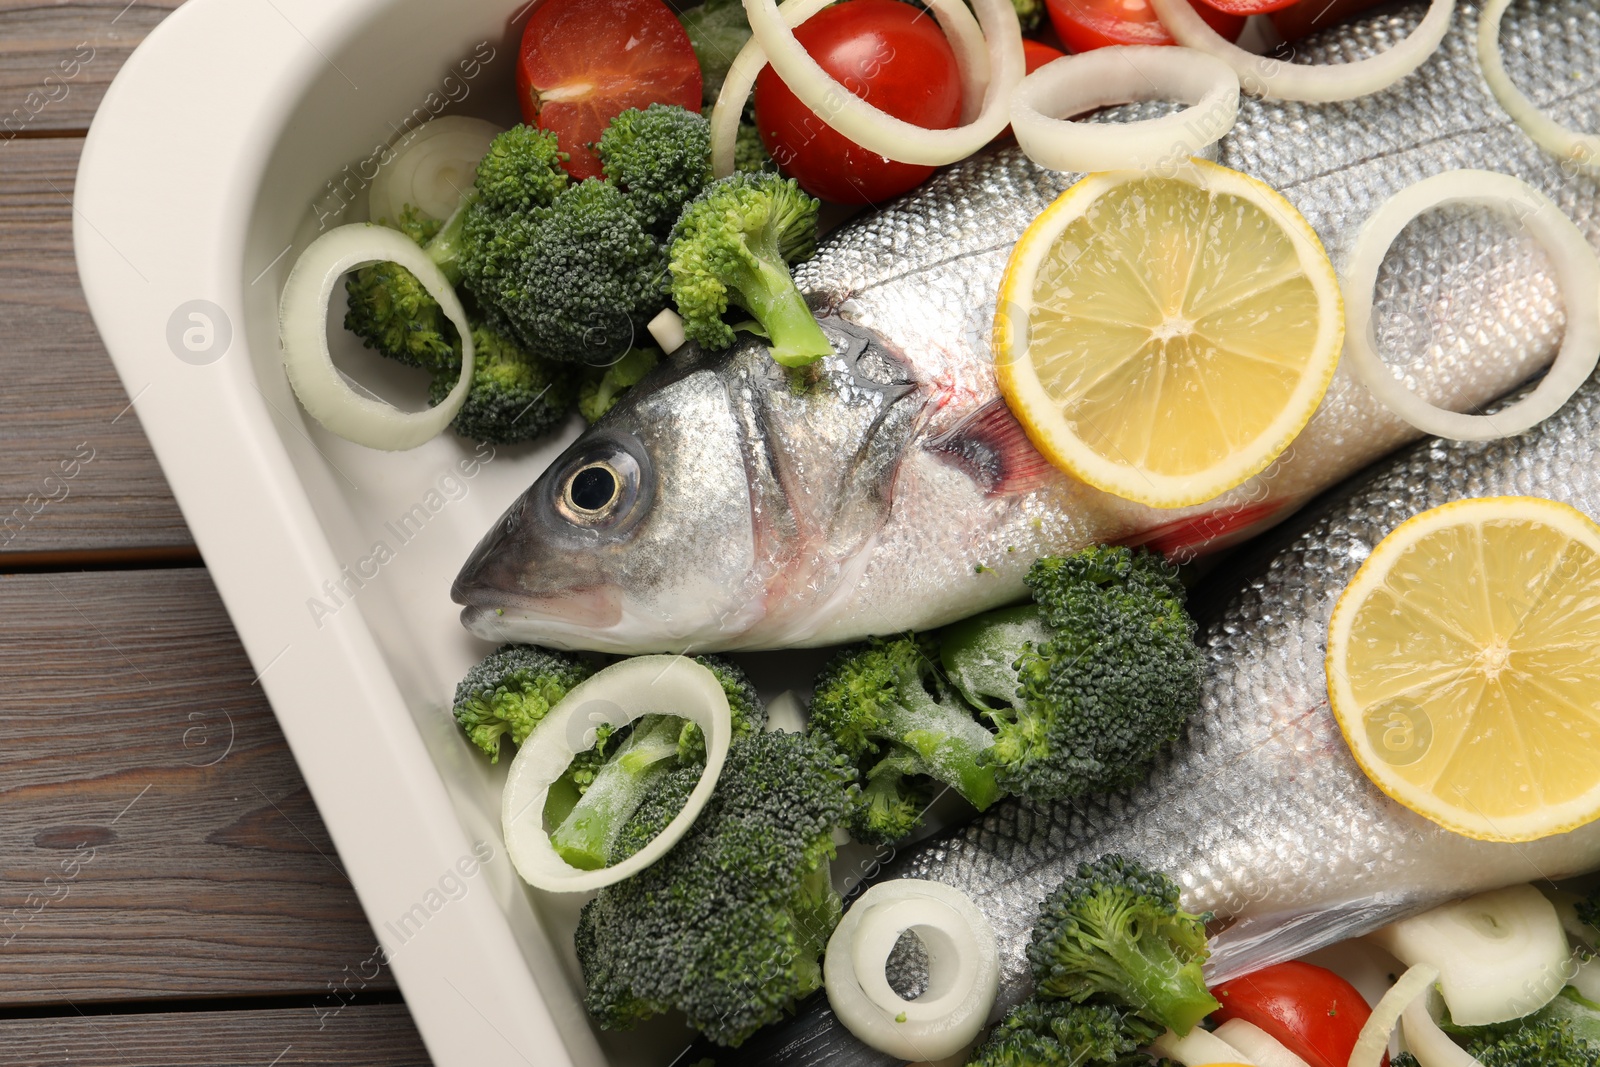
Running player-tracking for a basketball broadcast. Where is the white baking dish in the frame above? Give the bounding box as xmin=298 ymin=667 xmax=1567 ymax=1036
xmin=72 ymin=2 xmax=704 ymax=1063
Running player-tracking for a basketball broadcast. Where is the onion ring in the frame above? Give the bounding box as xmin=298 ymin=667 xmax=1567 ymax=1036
xmin=1147 ymin=0 xmax=1455 ymax=103
xmin=736 ymin=0 xmax=1022 ymax=169
xmin=368 ymin=115 xmax=502 ymax=227
xmin=1343 ymin=169 xmax=1600 ymax=441
xmin=1349 ymin=963 xmax=1440 ymax=1067
xmin=647 ymin=307 xmax=687 ymax=355
xmin=823 ymin=880 xmax=998 ymax=1061
xmin=1150 ymin=1023 xmax=1251 ymax=1066
xmin=1401 ymin=994 xmax=1488 ymax=1067
xmin=1009 ymin=46 xmax=1239 ymax=174
xmin=279 ymin=223 xmax=473 ymax=451
xmin=1214 ymin=1019 xmax=1313 ymax=1067
xmin=501 ymin=656 xmax=732 ymax=894
xmin=1479 ymin=0 xmax=1600 ymax=176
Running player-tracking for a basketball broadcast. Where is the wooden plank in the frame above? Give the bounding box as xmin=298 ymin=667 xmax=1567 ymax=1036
xmin=0 ymin=1003 xmax=430 ymax=1066
xmin=0 ymin=1 xmax=185 ymax=138
xmin=0 ymin=136 xmax=194 ymax=560
xmin=0 ymin=568 xmax=396 ymax=1005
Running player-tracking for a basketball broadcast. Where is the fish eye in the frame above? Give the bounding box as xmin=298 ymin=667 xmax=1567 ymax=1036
xmin=550 ymin=433 xmax=651 ymax=533
xmin=566 ymin=463 xmax=620 ymax=514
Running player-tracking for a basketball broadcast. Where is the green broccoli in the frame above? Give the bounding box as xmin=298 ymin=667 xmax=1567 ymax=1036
xmin=598 ymin=104 xmax=712 ymax=237
xmin=1000 ymin=0 xmax=1045 ymax=32
xmin=464 ymin=177 xmax=669 ymax=365
xmin=578 ymin=347 xmax=661 ymax=424
xmin=969 ymin=1000 xmax=1165 ymax=1067
xmin=548 ymin=655 xmax=764 ymax=870
xmin=424 ymin=322 xmax=576 ymax=444
xmin=940 ymin=546 xmax=1202 ymax=802
xmin=451 ymin=643 xmax=594 ymax=763
xmin=1028 ymin=855 xmax=1219 ymax=1035
xmin=809 ymin=634 xmax=1002 ymax=843
xmin=667 ymin=172 xmax=831 ymax=368
xmin=574 ymin=728 xmax=857 ymax=1046
xmin=1390 ymin=1057 xmax=1420 ymax=1067
xmin=1465 ymin=1017 xmax=1600 ymax=1066
xmin=680 ymin=0 xmax=753 ymax=102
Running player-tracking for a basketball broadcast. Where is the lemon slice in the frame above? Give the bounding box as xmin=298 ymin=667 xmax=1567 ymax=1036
xmin=995 ymin=160 xmax=1343 ymax=509
xmin=1327 ymin=496 xmax=1600 ymax=842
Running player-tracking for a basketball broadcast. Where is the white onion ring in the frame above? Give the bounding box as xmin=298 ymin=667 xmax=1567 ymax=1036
xmin=368 ymin=116 xmax=502 ymax=227
xmin=736 ymin=0 xmax=1022 ymax=169
xmin=1147 ymin=0 xmax=1455 ymax=103
xmin=501 ymin=656 xmax=732 ymax=894
xmin=823 ymin=880 xmax=998 ymax=1061
xmin=1479 ymin=0 xmax=1600 ymax=176
xmin=1401 ymin=994 xmax=1488 ymax=1067
xmin=279 ymin=223 xmax=473 ymax=451
xmin=1343 ymin=169 xmax=1600 ymax=441
xmin=1010 ymin=47 xmax=1239 ymax=174
xmin=1215 ymin=1019 xmax=1313 ymax=1067
xmin=1349 ymin=964 xmax=1440 ymax=1067
xmin=1150 ymin=1024 xmax=1251 ymax=1066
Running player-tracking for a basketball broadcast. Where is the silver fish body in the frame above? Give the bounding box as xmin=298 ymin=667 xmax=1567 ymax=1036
xmin=713 ymin=367 xmax=1600 ymax=1067
xmin=455 ymin=0 xmax=1598 ymax=655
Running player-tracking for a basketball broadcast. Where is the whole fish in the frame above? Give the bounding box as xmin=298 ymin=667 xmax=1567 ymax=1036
xmin=453 ymin=0 xmax=1597 ymax=655
xmin=704 ymin=365 xmax=1600 ymax=1067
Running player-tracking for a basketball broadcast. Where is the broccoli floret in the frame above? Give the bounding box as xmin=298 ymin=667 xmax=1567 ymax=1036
xmin=598 ymin=104 xmax=712 ymax=236
xmin=1028 ymin=855 xmax=1219 ymax=1035
xmin=1003 ymin=0 xmax=1045 ymax=32
xmin=1466 ymin=1017 xmax=1600 ymax=1066
xmin=667 ymin=172 xmax=830 ymax=367
xmin=548 ymin=655 xmax=765 ymax=870
xmin=574 ymin=729 xmax=857 ymax=1046
xmin=809 ymin=634 xmax=1003 ymax=843
xmin=940 ymin=546 xmax=1202 ymax=803
xmin=345 ymin=127 xmax=569 ymax=373
xmin=578 ymin=347 xmax=661 ymax=424
xmin=1391 ymin=1057 xmax=1420 ymax=1067
xmin=451 ymin=643 xmax=593 ymax=763
xmin=464 ymin=177 xmax=669 ymax=365
xmin=969 ymin=1000 xmax=1165 ymax=1067
xmin=425 ymin=322 xmax=576 ymax=444
xmin=680 ymin=0 xmax=753 ymax=103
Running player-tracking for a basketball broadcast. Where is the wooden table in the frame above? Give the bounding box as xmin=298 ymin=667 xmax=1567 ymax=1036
xmin=0 ymin=3 xmax=432 ymax=1062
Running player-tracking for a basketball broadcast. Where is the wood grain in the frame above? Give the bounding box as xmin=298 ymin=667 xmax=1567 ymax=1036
xmin=0 ymin=1003 xmax=430 ymax=1066
xmin=0 ymin=568 xmax=396 ymax=1005
xmin=0 ymin=0 xmax=184 ymax=137
xmin=0 ymin=136 xmax=193 ymax=560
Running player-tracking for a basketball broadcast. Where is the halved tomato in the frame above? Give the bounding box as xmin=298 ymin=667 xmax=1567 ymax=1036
xmin=516 ymin=0 xmax=702 ymax=180
xmin=1212 ymin=961 xmax=1387 ymax=1067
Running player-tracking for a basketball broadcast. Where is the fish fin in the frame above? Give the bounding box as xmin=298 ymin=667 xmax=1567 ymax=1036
xmin=1123 ymin=499 xmax=1289 ymax=561
xmin=1204 ymin=896 xmax=1433 ymax=984
xmin=927 ymin=397 xmax=1058 ymax=497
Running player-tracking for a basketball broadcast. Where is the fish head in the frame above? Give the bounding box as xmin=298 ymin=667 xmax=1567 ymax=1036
xmin=452 ymin=348 xmax=762 ymax=654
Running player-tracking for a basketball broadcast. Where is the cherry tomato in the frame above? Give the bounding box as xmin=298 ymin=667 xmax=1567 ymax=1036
xmin=516 ymin=0 xmax=702 ymax=181
xmin=1212 ymin=961 xmax=1387 ymax=1067
xmin=1045 ymin=0 xmax=1246 ymax=52
xmin=1191 ymin=0 xmax=1299 ymax=15
xmin=1269 ymin=0 xmax=1392 ymax=40
xmin=1024 ymin=37 xmax=1069 ymax=72
xmin=754 ymin=0 xmax=963 ymax=205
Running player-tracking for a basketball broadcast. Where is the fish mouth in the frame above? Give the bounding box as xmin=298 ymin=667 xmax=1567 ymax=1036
xmin=456 ymin=587 xmax=625 ymax=646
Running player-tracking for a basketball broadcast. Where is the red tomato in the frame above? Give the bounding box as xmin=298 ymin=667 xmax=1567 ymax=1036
xmin=1269 ymin=0 xmax=1392 ymax=40
xmin=1024 ymin=37 xmax=1068 ymax=72
xmin=1212 ymin=961 xmax=1387 ymax=1067
xmin=1191 ymin=0 xmax=1299 ymax=14
xmin=754 ymin=0 xmax=963 ymax=205
xmin=1045 ymin=0 xmax=1246 ymax=52
xmin=516 ymin=0 xmax=702 ymax=180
